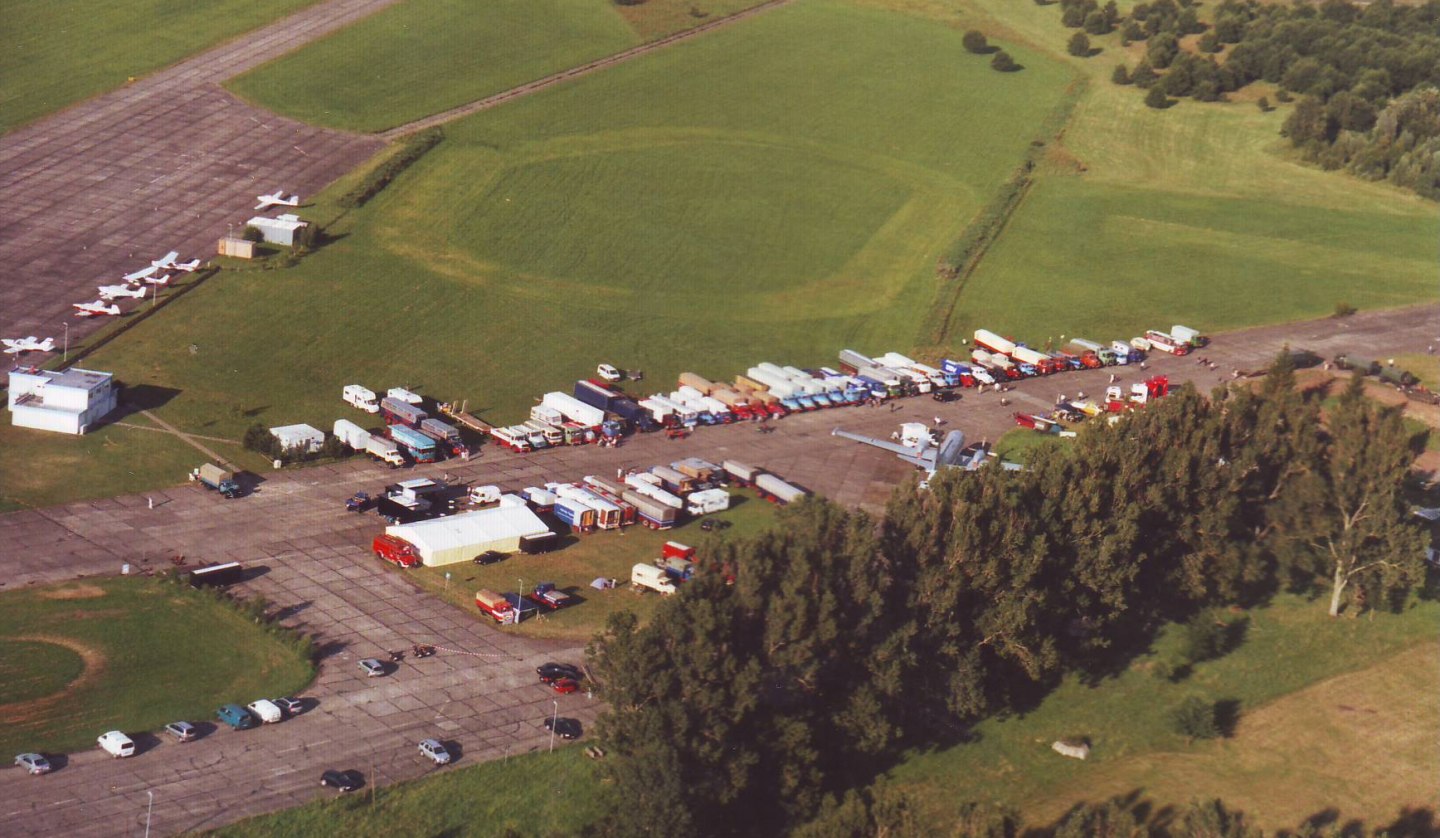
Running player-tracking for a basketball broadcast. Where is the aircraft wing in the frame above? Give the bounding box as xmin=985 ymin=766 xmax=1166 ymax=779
xmin=123 ymin=265 xmax=158 ymax=282
xmin=831 ymin=428 xmax=926 ymax=458
xmin=898 ymin=452 xmax=939 ymax=470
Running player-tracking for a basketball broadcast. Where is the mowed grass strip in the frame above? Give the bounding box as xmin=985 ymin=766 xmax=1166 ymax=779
xmin=227 ymin=0 xmax=641 ymax=133
xmin=87 ymin=0 xmax=1073 ymax=449
xmin=407 ymin=489 xmax=779 ymax=641
xmin=0 ymin=0 xmax=319 ymax=133
xmin=210 ymin=747 xmax=602 ymax=837
xmin=0 ymin=577 xmax=314 ymax=757
xmin=886 ymin=596 xmax=1439 ymax=829
xmin=938 ymin=0 xmax=1439 ymax=348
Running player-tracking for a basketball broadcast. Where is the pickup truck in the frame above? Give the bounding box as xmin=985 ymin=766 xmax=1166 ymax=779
xmin=528 ymin=582 xmax=574 ymax=611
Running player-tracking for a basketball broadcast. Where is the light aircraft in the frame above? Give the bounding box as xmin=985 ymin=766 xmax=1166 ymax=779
xmin=2 ymin=336 xmax=55 ymax=355
xmin=255 ymin=190 xmax=300 ymax=210
xmin=151 ymin=251 xmax=201 ymax=272
xmin=98 ymin=283 xmax=148 ymax=301
xmin=140 ymin=272 xmax=172 ymax=287
xmin=831 ymin=427 xmax=1023 ymax=476
xmin=123 ymin=265 xmax=158 ymax=283
xmin=73 ymin=300 xmax=122 ymax=317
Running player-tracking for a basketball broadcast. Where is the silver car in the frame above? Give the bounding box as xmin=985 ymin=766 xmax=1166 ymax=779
xmin=15 ymin=753 xmax=51 ymax=775
xmin=418 ymin=739 xmax=451 ymax=766
xmin=164 ymin=721 xmax=198 ymax=742
xmin=358 ymin=658 xmax=386 ymax=677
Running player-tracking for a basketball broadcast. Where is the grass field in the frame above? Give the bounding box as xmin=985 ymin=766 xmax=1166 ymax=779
xmin=227 ymin=0 xmax=639 ymax=133
xmin=937 ymin=0 xmax=1440 ymax=348
xmin=0 ymin=577 xmax=314 ymax=757
xmin=211 ymin=747 xmax=602 ymax=837
xmin=226 ymin=0 xmax=776 ymax=133
xmin=0 ymin=0 xmax=318 ymax=133
xmin=407 ymin=488 xmax=779 ymax=641
xmin=85 ymin=0 xmax=1074 ymax=448
xmin=885 ymin=596 xmax=1440 ymax=831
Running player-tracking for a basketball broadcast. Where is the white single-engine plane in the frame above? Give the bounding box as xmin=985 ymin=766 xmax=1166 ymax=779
xmin=98 ymin=283 xmax=148 ymax=301
xmin=2 ymin=336 xmax=55 ymax=355
xmin=151 ymin=251 xmax=201 ymax=272
xmin=73 ymin=300 xmax=122 ymax=317
xmin=255 ymin=190 xmax=300 ymax=210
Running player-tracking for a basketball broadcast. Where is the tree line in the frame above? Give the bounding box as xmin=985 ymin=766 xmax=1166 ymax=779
xmin=584 ymin=358 xmax=1429 ymax=835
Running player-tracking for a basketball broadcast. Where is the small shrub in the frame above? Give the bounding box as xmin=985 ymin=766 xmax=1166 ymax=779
xmin=1257 ymin=96 xmax=1271 ymax=112
xmin=963 ymin=30 xmax=990 ymax=54
xmin=991 ymin=50 xmax=1019 ymax=72
xmin=240 ymin=225 xmax=264 ymax=243
xmin=1182 ymin=609 xmax=1229 ymax=663
xmin=1173 ymin=696 xmax=1219 ymax=740
xmin=1145 ymin=85 xmax=1171 ymax=108
xmin=1275 ymin=89 xmax=1293 ymax=103
xmin=1068 ymin=32 xmax=1092 ymax=57
xmin=1112 ymin=64 xmax=1132 ymax=85
xmin=1334 ymin=301 xmax=1357 ymax=317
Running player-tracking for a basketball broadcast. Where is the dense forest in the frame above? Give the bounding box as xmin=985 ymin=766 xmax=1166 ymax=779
xmin=1062 ymin=0 xmax=1440 ymax=198
xmin=584 ymin=362 xmax=1429 ymax=836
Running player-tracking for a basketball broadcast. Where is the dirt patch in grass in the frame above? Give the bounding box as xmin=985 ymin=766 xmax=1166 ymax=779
xmin=0 ymin=635 xmax=106 ymax=725
xmin=38 ymin=584 xmax=106 ymax=600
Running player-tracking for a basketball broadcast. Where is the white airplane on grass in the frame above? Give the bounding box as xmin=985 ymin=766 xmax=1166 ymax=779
xmin=2 ymin=336 xmax=55 ymax=355
xmin=255 ymin=190 xmax=300 ymax=210
xmin=73 ymin=300 xmax=122 ymax=317
xmin=831 ymin=427 xmax=1023 ymax=476
xmin=98 ymin=283 xmax=148 ymax=301
xmin=151 ymin=251 xmax=201 ymax=272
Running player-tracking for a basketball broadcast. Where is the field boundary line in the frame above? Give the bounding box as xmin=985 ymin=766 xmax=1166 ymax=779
xmin=919 ymin=78 xmax=1088 ymax=348
xmin=138 ymin=410 xmax=238 ymax=470
xmin=378 ymin=0 xmax=798 ymax=139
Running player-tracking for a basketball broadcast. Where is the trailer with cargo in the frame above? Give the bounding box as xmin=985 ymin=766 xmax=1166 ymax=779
xmin=195 ymin=463 xmax=241 ymax=498
xmin=521 ymin=486 xmax=556 ymax=513
xmin=624 ymin=474 xmax=685 ymax=509
xmin=553 ymin=485 xmax=623 ymax=529
xmin=755 ymin=473 xmax=807 ymax=504
xmin=380 ymin=397 xmax=426 ymax=429
xmin=573 ymin=380 xmax=660 ymax=432
xmin=876 ymin=356 xmax=932 ymax=392
xmin=747 ymin=367 xmax=800 ymax=398
xmin=1110 ymin=341 xmax=1140 ymax=364
xmin=837 ymin=349 xmax=876 ymax=374
xmin=343 ymin=384 xmax=380 ymax=413
xmin=542 ymin=392 xmax=606 ymax=428
xmin=1011 ymin=346 xmax=1058 ymax=374
xmin=1170 ymin=325 xmax=1207 ymax=347
xmin=419 ymin=418 xmax=466 ymax=457
xmin=622 ymin=489 xmax=680 ymax=529
xmin=389 ymin=424 xmax=439 ymax=463
xmin=673 ymin=457 xmax=720 ymax=482
xmin=188 ymin=561 xmax=245 ymax=586
xmin=1335 ymin=354 xmax=1380 ymax=376
xmin=552 ymin=496 xmax=597 ymax=533
xmin=333 ymin=419 xmax=370 ymax=451
xmin=722 ymin=460 xmax=763 ymax=486
xmin=651 ymin=464 xmax=698 ymax=495
xmin=1060 ymin=342 xmax=1105 ymax=368
xmin=528 ymin=582 xmax=575 ymax=610
xmin=437 ymin=402 xmax=493 ymax=437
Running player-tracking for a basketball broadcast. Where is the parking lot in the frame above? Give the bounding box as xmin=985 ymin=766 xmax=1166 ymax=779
xmin=0 ymin=302 xmax=1435 ymax=835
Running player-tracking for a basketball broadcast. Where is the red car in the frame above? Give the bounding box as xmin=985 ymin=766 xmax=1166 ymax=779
xmin=550 ymin=678 xmax=580 ymax=694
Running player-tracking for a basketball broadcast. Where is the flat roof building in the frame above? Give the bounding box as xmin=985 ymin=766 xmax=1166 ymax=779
xmin=8 ymin=367 xmax=118 ymax=435
xmin=245 ymin=213 xmax=308 ymax=246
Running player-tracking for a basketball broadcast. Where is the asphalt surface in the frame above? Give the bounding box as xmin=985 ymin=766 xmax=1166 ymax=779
xmin=0 ymin=0 xmax=399 ymax=343
xmin=1 ymin=302 xmax=1436 ymax=835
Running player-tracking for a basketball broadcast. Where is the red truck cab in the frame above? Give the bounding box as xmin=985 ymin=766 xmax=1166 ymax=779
xmin=372 ymin=534 xmax=421 ymax=568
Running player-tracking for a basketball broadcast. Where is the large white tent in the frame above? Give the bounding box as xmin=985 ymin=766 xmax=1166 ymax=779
xmin=385 ymin=495 xmax=550 ymax=567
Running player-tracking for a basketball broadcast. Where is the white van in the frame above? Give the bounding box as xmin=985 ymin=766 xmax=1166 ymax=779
xmin=246 ymin=699 xmax=283 ymax=724
xmin=631 ymin=563 xmax=676 ymax=595
xmin=98 ymin=731 xmax=135 ymax=758
xmin=343 ymin=384 xmax=379 ymax=413
xmin=386 ymin=387 xmax=423 ymax=405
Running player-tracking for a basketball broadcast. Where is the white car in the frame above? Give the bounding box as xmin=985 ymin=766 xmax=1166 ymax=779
xmin=418 ymin=739 xmax=451 ymax=766
xmin=246 ymin=699 xmax=283 ymax=724
xmin=359 ymin=658 xmax=386 ymax=677
xmin=597 ymin=364 xmax=622 ymax=382
xmin=97 ymin=731 xmax=135 ymax=758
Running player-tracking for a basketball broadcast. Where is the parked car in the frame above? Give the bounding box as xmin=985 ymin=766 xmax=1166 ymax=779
xmin=320 ymin=769 xmax=363 ymax=793
xmin=418 ymin=739 xmax=452 ymax=766
xmin=274 ymin=697 xmax=304 ymax=716
xmin=473 ymin=550 xmax=506 ymax=566
xmin=549 ymin=677 xmax=580 ymax=695
xmin=164 ymin=722 xmax=198 ymax=742
xmin=543 ymin=717 xmax=583 ymax=740
xmin=358 ymin=658 xmax=386 ymax=677
xmin=14 ymin=753 xmax=51 ymax=775
xmin=537 ymin=662 xmax=581 ymax=683
xmin=97 ymin=731 xmax=135 ymax=758
xmin=597 ymin=364 xmax=623 ymax=382
xmin=216 ymin=704 xmax=257 ymax=731
xmin=247 ymin=699 xmax=283 ymax=724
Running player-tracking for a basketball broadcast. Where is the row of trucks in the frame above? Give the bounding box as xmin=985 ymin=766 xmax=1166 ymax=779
xmin=333 ymin=387 xmax=469 ymax=466
xmin=473 ymin=582 xmax=578 ymax=624
xmin=960 ymin=326 xmax=1205 ymax=383
xmin=1014 ymin=375 xmax=1173 ymax=432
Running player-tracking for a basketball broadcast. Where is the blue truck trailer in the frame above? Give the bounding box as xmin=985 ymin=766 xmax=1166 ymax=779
xmin=389 ymin=424 xmax=439 ymax=463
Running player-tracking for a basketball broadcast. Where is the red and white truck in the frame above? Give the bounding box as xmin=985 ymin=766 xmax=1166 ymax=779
xmin=372 ymin=534 xmax=421 ymax=568
xmin=475 ymin=589 xmax=516 ymax=623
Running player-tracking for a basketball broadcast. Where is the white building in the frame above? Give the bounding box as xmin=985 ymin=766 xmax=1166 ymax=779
xmin=7 ymin=367 xmax=118 ymax=435
xmin=269 ymin=423 xmax=325 ymax=453
xmin=245 ymin=213 xmax=308 ymax=246
xmin=386 ymin=496 xmax=552 ymax=566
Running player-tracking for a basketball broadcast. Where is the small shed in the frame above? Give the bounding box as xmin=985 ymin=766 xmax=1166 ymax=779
xmin=269 ymin=423 xmax=324 ymax=454
xmin=7 ymin=367 xmax=118 ymax=435
xmin=385 ymin=495 xmax=552 ymax=567
xmin=246 ymin=213 xmax=308 ymax=246
xmin=218 ymin=236 xmax=256 ymax=259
